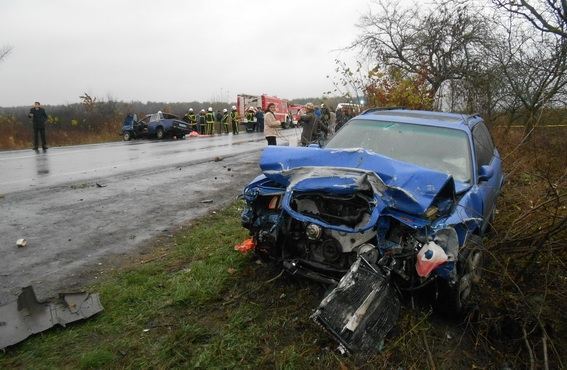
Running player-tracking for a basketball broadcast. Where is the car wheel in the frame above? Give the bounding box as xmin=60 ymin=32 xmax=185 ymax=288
xmin=123 ymin=132 xmax=131 ymax=141
xmin=438 ymin=234 xmax=484 ymax=315
xmin=156 ymin=127 xmax=165 ymax=140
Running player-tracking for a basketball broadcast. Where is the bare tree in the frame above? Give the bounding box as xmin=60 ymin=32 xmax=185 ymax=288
xmin=352 ymin=0 xmax=492 ymax=99
xmin=492 ymin=0 xmax=567 ymax=39
xmin=490 ymin=3 xmax=567 ymax=135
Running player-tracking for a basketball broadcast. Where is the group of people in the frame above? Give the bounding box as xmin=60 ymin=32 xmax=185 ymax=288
xmin=183 ymin=106 xmax=241 ymax=135
xmin=262 ymin=102 xmax=338 ymax=147
xmin=27 ymin=100 xmax=353 ymax=151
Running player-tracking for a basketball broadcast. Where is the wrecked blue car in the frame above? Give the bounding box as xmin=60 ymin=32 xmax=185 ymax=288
xmin=241 ymin=109 xmax=503 ymax=352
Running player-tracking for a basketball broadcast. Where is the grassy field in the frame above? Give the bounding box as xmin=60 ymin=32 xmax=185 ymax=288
xmin=0 ymin=127 xmax=565 ymax=369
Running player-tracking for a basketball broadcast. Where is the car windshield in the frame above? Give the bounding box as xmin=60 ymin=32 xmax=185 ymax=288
xmin=326 ymin=119 xmax=472 ymax=183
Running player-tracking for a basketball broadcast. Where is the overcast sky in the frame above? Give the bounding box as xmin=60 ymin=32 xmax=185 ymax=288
xmin=0 ymin=0 xmax=372 ymax=107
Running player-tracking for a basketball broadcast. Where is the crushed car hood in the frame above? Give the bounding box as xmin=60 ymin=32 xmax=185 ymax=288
xmin=260 ymin=146 xmax=456 ymax=219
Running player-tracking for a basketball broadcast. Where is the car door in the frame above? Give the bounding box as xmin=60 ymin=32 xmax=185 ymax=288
xmin=472 ymin=122 xmax=502 ymax=227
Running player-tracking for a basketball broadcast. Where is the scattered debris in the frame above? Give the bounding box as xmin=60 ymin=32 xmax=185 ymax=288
xmin=16 ymin=239 xmax=27 ymax=248
xmin=200 ymin=199 xmax=214 ymax=204
xmin=95 ymin=183 xmax=106 ymax=188
xmin=227 ymin=267 xmax=237 ymax=275
xmin=311 ymin=258 xmax=400 ymax=354
xmin=0 ymin=286 xmax=104 ymax=349
xmin=235 ymin=238 xmax=256 ymax=254
xmin=214 ymin=156 xmax=223 ymax=162
xmin=70 ymin=182 xmax=89 ymax=190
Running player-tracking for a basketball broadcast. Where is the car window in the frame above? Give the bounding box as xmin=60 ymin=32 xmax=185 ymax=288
xmin=326 ymin=119 xmax=473 ymax=183
xmin=150 ymin=113 xmax=160 ymax=123
xmin=472 ymin=122 xmax=495 ymax=168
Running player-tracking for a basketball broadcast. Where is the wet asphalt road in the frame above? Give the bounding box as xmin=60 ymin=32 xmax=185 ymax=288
xmin=0 ymin=131 xmax=300 ymax=302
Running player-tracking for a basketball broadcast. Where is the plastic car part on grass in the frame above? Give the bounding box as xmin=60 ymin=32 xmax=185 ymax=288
xmin=235 ymin=238 xmax=256 ymax=254
xmin=311 ymin=257 xmax=400 ymax=354
xmin=0 ymin=286 xmax=104 ymax=349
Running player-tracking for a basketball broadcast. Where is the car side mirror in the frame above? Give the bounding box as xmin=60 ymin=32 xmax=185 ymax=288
xmin=308 ymin=143 xmax=321 ymax=148
xmin=478 ymin=165 xmax=494 ymax=182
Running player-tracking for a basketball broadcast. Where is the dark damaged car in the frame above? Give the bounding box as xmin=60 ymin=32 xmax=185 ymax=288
xmin=240 ymin=108 xmax=503 ymax=353
xmin=122 ymin=112 xmax=189 ymax=140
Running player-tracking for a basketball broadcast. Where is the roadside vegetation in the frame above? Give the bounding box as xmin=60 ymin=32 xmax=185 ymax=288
xmin=0 ymin=125 xmax=564 ymax=368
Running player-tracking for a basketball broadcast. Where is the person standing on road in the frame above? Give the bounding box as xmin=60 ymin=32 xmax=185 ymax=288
xmin=188 ymin=108 xmax=197 ymax=132
xmin=215 ymin=109 xmax=223 ymax=134
xmin=255 ymin=107 xmax=264 ymax=132
xmin=205 ymin=107 xmax=216 ymax=135
xmin=221 ymin=108 xmax=230 ymax=134
xmin=28 ymin=102 xmax=48 ymax=151
xmin=198 ymin=109 xmax=206 ymax=134
xmin=299 ymin=102 xmax=320 ymax=146
xmin=230 ymin=106 xmax=239 ymax=135
xmin=264 ymin=103 xmax=280 ymax=146
xmin=246 ymin=107 xmax=256 ymax=133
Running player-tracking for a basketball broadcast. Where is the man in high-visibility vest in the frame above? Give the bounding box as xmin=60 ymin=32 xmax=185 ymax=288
xmin=221 ymin=108 xmax=230 ymax=134
xmin=205 ymin=107 xmax=215 ymax=135
xmin=184 ymin=108 xmax=197 ymax=132
xmin=230 ymin=105 xmax=239 ymax=135
xmin=246 ymin=107 xmax=255 ymax=133
xmin=198 ymin=109 xmax=206 ymax=134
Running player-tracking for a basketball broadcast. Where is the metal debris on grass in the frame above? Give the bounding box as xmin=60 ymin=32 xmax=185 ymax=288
xmin=0 ymin=286 xmax=104 ymax=349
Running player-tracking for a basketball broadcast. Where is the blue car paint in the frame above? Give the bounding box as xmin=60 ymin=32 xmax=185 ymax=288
xmin=242 ymin=109 xmax=503 ymax=282
xmin=146 ymin=118 xmax=188 ymax=137
xmin=260 ymin=146 xmax=455 ymax=215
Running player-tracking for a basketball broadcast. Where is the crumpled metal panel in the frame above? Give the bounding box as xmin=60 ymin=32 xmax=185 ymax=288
xmin=311 ymin=258 xmax=400 ymax=353
xmin=0 ymin=286 xmax=103 ymax=349
xmin=259 ymin=146 xmax=456 ymax=216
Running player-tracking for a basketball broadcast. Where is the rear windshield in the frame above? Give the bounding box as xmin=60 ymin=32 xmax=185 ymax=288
xmin=326 ymin=119 xmax=472 ymax=183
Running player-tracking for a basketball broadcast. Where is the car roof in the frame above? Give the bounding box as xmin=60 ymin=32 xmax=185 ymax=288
xmin=356 ymin=108 xmax=482 ymax=131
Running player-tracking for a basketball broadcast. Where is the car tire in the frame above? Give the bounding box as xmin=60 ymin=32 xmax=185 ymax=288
xmin=438 ymin=234 xmax=484 ymax=316
xmin=156 ymin=127 xmax=165 ymax=140
xmin=123 ymin=132 xmax=131 ymax=141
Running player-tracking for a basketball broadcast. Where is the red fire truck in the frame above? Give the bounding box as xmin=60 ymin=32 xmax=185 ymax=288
xmin=236 ymin=94 xmax=295 ymax=129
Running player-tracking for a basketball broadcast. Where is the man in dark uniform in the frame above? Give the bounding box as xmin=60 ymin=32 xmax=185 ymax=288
xmin=255 ymin=107 xmax=264 ymax=132
xmin=28 ymin=101 xmax=48 ymax=151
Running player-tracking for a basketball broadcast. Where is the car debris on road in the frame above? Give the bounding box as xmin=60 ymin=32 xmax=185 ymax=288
xmin=16 ymin=239 xmax=27 ymax=248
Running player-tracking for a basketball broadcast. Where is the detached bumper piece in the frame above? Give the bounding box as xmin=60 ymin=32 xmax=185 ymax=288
xmin=311 ymin=258 xmax=400 ymax=354
xmin=0 ymin=286 xmax=104 ymax=349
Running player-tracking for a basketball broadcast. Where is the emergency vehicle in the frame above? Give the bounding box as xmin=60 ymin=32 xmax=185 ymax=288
xmin=236 ymin=94 xmax=295 ymax=129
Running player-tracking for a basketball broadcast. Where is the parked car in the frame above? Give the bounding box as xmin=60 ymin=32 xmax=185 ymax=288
xmin=121 ymin=112 xmax=189 ymax=141
xmin=240 ymin=108 xmax=503 ymax=352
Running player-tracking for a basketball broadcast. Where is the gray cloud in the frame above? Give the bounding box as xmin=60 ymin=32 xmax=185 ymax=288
xmin=0 ymin=0 xmax=369 ymax=106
